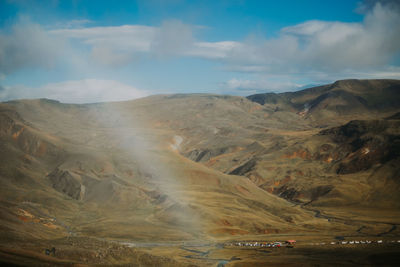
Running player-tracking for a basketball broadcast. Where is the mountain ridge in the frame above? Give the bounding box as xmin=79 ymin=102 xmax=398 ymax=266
xmin=0 ymin=78 xmax=399 ymax=265
xmin=247 ymin=79 xmax=400 ymax=119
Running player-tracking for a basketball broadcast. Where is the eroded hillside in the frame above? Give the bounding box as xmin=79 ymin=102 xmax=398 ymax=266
xmin=0 ymin=79 xmax=399 ymax=265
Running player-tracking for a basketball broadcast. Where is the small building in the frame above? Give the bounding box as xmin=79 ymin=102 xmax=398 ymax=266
xmin=286 ymin=240 xmax=296 ymax=246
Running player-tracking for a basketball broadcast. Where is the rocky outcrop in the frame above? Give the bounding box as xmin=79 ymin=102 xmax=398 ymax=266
xmin=229 ymin=158 xmax=257 ymax=176
xmin=320 ymin=119 xmax=400 ymax=174
xmin=273 ymin=185 xmax=334 ymax=204
xmin=48 ymin=168 xmax=86 ymax=200
xmin=185 ymin=147 xmax=234 ymax=162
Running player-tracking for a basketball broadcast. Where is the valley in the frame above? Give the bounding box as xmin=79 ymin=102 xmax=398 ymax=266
xmin=0 ymin=79 xmax=399 ymax=266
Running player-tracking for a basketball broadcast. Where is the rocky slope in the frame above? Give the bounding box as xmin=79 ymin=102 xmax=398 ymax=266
xmin=0 ymin=79 xmax=399 ymax=265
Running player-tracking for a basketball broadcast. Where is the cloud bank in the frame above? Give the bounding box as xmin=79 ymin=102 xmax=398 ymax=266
xmin=42 ymin=1 xmax=400 ymax=76
xmin=0 ymin=19 xmax=65 ymax=75
xmin=0 ymin=79 xmax=148 ymax=103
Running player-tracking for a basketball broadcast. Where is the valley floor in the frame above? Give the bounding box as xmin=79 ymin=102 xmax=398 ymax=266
xmin=1 ymin=234 xmax=400 ymax=266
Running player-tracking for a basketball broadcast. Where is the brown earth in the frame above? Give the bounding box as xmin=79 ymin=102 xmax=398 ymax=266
xmin=0 ymin=79 xmax=399 ymax=265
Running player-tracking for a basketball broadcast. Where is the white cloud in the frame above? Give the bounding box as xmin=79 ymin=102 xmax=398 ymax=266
xmin=19 ymin=1 xmax=399 ymax=77
xmin=49 ymin=21 xmax=240 ymax=65
xmin=50 ymin=25 xmax=156 ymax=51
xmin=151 ymin=20 xmax=194 ymax=57
xmin=0 ymin=19 xmax=65 ymax=76
xmin=0 ymin=79 xmax=148 ymax=103
xmin=226 ymin=1 xmax=400 ymax=74
xmin=188 ymin=41 xmax=241 ymax=59
xmin=62 ymin=19 xmax=93 ymax=29
xmin=50 ymin=25 xmax=156 ymax=66
xmin=223 ymin=78 xmax=303 ymax=93
xmin=220 ymin=64 xmax=400 ymax=95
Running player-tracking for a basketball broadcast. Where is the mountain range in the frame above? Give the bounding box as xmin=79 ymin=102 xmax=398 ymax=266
xmin=0 ymin=79 xmax=399 ymax=266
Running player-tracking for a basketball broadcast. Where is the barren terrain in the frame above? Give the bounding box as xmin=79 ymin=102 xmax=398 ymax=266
xmin=0 ymin=79 xmax=399 ymax=266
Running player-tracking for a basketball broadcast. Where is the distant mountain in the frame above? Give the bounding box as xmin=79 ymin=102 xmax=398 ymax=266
xmin=247 ymin=79 xmax=400 ymax=120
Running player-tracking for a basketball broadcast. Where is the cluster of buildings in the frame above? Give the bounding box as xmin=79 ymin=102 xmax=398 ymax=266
xmin=309 ymin=240 xmax=400 ymax=246
xmin=227 ymin=240 xmax=296 ymax=248
xmin=225 ymin=239 xmax=400 ymax=248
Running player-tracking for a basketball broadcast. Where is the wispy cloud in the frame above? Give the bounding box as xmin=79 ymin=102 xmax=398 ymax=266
xmin=62 ymin=19 xmax=93 ymax=29
xmin=151 ymin=20 xmax=194 ymax=57
xmin=221 ymin=78 xmax=303 ymax=94
xmin=0 ymin=79 xmax=148 ymax=103
xmin=188 ymin=41 xmax=241 ymax=59
xmin=50 ymin=25 xmax=156 ymax=51
xmin=48 ymin=20 xmax=241 ymax=66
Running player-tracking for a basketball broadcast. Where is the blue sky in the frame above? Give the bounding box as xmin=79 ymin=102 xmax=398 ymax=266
xmin=0 ymin=0 xmax=399 ymax=103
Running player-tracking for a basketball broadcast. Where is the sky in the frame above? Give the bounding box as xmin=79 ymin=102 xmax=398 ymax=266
xmin=0 ymin=0 xmax=400 ymax=103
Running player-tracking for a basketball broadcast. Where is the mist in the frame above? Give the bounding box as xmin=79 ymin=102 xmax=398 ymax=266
xmin=86 ymin=100 xmax=205 ymax=240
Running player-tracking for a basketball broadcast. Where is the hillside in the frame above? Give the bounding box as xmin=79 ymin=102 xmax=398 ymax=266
xmin=0 ymin=98 xmax=335 ymax=240
xmin=0 ymin=79 xmax=399 ymax=265
xmin=247 ymin=79 xmax=400 ymax=124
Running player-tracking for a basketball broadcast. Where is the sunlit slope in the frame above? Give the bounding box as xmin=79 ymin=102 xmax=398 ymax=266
xmin=248 ymin=79 xmax=400 ymax=124
xmin=129 ymin=80 xmax=400 ymax=235
xmin=0 ymin=97 xmax=346 ymax=243
xmin=1 ymin=79 xmax=399 ymax=243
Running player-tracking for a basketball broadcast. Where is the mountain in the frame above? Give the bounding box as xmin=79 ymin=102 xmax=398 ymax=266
xmin=247 ymin=79 xmax=400 ymax=123
xmin=0 ymin=79 xmax=399 ymax=265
